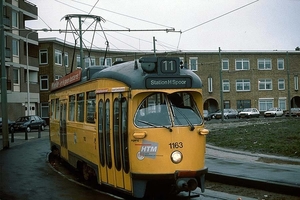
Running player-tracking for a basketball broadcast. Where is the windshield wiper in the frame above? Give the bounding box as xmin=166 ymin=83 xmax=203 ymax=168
xmin=136 ymin=119 xmax=172 ymax=132
xmin=172 ymin=107 xmax=195 ymax=131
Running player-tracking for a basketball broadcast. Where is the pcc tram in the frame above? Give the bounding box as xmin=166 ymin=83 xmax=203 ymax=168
xmin=49 ymin=56 xmax=209 ymax=198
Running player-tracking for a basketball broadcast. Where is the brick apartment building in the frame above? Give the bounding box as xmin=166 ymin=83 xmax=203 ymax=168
xmin=38 ymin=38 xmax=300 ymax=123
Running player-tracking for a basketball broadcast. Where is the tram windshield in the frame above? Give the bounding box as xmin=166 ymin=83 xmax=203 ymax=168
xmin=134 ymin=92 xmax=203 ymax=129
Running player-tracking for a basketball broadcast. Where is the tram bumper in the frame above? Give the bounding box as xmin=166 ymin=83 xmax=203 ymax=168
xmin=176 ymin=178 xmax=198 ymax=191
xmin=175 ymin=168 xmax=207 ymax=193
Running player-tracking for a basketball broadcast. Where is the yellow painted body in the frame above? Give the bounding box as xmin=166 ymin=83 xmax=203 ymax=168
xmin=49 ymin=77 xmax=207 ymax=197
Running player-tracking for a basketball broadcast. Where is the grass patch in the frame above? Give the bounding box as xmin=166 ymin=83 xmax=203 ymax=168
xmin=206 ymin=118 xmax=300 ymax=158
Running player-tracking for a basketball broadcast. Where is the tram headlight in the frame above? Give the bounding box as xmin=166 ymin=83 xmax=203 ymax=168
xmin=171 ymin=150 xmax=183 ymax=164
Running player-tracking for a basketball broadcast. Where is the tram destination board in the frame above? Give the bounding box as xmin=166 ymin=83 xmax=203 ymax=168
xmin=145 ymin=77 xmax=192 ymax=89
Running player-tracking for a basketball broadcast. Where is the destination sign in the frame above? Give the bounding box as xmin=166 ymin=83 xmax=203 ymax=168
xmin=145 ymin=77 xmax=192 ymax=89
xmin=51 ymin=69 xmax=81 ymax=91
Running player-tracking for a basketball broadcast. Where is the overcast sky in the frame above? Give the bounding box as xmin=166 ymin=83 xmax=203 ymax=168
xmin=26 ymin=0 xmax=300 ymax=52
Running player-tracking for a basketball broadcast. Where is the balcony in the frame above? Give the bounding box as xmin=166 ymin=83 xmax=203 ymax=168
xmin=20 ymin=0 xmax=38 ymax=20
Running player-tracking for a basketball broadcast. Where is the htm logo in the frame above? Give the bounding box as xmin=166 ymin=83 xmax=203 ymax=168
xmin=139 ymin=140 xmax=158 ymax=159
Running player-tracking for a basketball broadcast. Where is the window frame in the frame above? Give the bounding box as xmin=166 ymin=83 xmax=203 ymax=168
xmin=189 ymin=57 xmax=198 ymax=71
xmin=208 ymin=77 xmax=213 ymax=93
xmin=55 ymin=49 xmax=62 ymax=65
xmin=258 ymin=58 xmax=272 ymax=70
xmin=278 ymin=78 xmax=285 ymax=90
xmin=12 ymin=39 xmax=19 ymax=56
xmin=222 ymin=79 xmax=230 ymax=92
xmin=39 ymin=49 xmax=48 ymax=65
xmin=236 ymin=79 xmax=250 ymax=91
xmin=277 ymin=58 xmax=284 ymax=70
xmin=222 ymin=59 xmax=229 ymax=70
xmin=40 ymin=75 xmax=49 ymax=91
xmin=235 ymin=59 xmax=250 ymax=70
xmin=258 ymin=98 xmax=274 ymax=111
xmin=258 ymin=79 xmax=272 ymax=90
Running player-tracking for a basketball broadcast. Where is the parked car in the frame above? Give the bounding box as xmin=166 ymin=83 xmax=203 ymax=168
xmin=14 ymin=115 xmax=47 ymax=132
xmin=239 ymin=108 xmax=260 ymax=118
xmin=215 ymin=109 xmax=239 ymax=119
xmin=203 ymin=110 xmax=214 ymax=121
xmin=284 ymin=108 xmax=300 ymax=117
xmin=264 ymin=107 xmax=284 ymax=117
xmin=0 ymin=118 xmax=15 ymax=133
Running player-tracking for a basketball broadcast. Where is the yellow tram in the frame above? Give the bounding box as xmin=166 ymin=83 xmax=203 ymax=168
xmin=49 ymin=56 xmax=209 ymax=198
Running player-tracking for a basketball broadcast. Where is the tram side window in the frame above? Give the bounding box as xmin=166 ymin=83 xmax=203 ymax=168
xmin=86 ymin=91 xmax=96 ymax=123
xmin=69 ymin=95 xmax=75 ymax=121
xmin=121 ymin=98 xmax=130 ymax=173
xmin=76 ymin=93 xmax=84 ymax=122
xmin=105 ymin=99 xmax=112 ymax=168
xmin=51 ymin=99 xmax=55 ymax=120
xmin=113 ymin=98 xmax=121 ymax=171
xmin=98 ymin=99 xmax=105 ymax=167
xmin=55 ymin=99 xmax=60 ymax=120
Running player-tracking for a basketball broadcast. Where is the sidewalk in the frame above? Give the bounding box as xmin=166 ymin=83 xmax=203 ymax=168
xmin=205 ymin=144 xmax=300 ymax=196
xmin=0 ymin=128 xmax=49 ymax=150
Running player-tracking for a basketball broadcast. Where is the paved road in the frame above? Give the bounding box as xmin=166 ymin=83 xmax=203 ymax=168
xmin=0 ymin=130 xmax=118 ymax=200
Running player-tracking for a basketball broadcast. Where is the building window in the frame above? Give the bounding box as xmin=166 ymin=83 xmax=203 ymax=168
xmin=12 ymin=39 xmax=19 ymax=56
xmin=106 ymin=58 xmax=112 ymax=66
xmin=40 ymin=75 xmax=49 ymax=90
xmin=235 ymin=59 xmax=249 ymax=70
xmin=55 ymin=75 xmax=62 ymax=80
xmin=41 ymin=103 xmax=49 ymax=119
xmin=12 ymin=10 xmax=18 ymax=28
xmin=224 ymin=100 xmax=230 ymax=109
xmin=189 ymin=57 xmax=198 ymax=71
xmin=55 ymin=50 xmax=62 ymax=65
xmin=236 ymin=100 xmax=251 ymax=111
xmin=84 ymin=56 xmax=95 ymax=67
xmin=100 ymin=57 xmax=112 ymax=66
xmin=295 ymin=75 xmax=299 ymax=91
xmin=39 ymin=49 xmax=48 ymax=64
xmin=208 ymin=77 xmax=213 ymax=93
xmin=76 ymin=55 xmax=81 ymax=68
xmin=278 ymin=79 xmax=285 ymax=90
xmin=278 ymin=98 xmax=286 ymax=110
xmin=259 ymin=79 xmax=272 ymax=90
xmin=64 ymin=52 xmax=68 ymax=67
xmin=85 ymin=56 xmax=90 ymax=68
xmin=258 ymin=58 xmax=272 ymax=70
xmin=223 ymin=79 xmax=230 ymax=92
xmin=277 ymin=58 xmax=284 ymax=70
xmin=91 ymin=57 xmax=96 ymax=66
xmin=13 ymin=69 xmax=20 ymax=92
xmin=259 ymin=98 xmax=274 ymax=111
xmin=236 ymin=79 xmax=250 ymax=91
xmin=222 ymin=59 xmax=229 ymax=70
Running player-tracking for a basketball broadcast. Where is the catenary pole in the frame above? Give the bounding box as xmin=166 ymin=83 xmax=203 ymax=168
xmin=219 ymin=47 xmax=224 ymax=121
xmin=1 ymin=0 xmax=9 ymax=149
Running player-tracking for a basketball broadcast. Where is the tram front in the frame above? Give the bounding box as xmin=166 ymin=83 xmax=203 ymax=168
xmin=128 ymin=57 xmax=209 ymax=198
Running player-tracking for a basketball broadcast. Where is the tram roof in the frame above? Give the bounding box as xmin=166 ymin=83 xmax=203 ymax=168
xmin=88 ymin=58 xmax=203 ymax=89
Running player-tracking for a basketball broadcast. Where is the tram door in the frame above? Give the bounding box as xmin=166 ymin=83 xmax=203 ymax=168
xmin=98 ymin=92 xmax=131 ymax=190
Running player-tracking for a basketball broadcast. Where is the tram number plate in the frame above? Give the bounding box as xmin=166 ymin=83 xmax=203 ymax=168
xmin=169 ymin=142 xmax=183 ymax=149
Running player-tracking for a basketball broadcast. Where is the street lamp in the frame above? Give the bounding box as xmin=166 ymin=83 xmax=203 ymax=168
xmin=26 ymin=29 xmax=47 ymax=116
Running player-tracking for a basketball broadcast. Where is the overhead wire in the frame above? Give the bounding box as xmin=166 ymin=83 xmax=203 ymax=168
xmin=55 ymin=0 xmax=177 ymax=52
